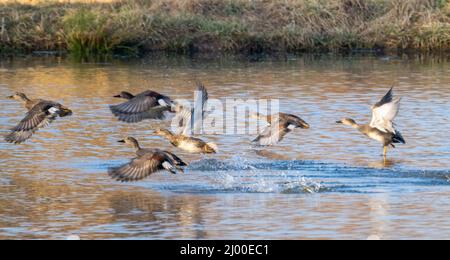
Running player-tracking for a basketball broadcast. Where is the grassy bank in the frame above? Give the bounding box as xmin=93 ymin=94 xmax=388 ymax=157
xmin=1 ymin=0 xmax=450 ymax=57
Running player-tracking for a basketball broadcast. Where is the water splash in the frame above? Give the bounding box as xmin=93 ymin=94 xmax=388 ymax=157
xmin=188 ymin=158 xmax=450 ymax=182
xmin=211 ymin=171 xmax=325 ymax=194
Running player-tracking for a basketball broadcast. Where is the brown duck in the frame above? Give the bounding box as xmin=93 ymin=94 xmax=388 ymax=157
xmin=109 ymin=137 xmax=187 ymax=182
xmin=155 ymin=129 xmax=217 ymax=154
xmin=5 ymin=93 xmax=72 ymax=144
xmin=252 ymin=113 xmax=310 ymax=146
xmin=336 ymin=87 xmax=406 ymax=158
xmin=110 ymin=90 xmax=174 ymax=123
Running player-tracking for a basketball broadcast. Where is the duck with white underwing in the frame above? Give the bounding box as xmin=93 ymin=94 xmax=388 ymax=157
xmin=336 ymin=87 xmax=406 ymax=158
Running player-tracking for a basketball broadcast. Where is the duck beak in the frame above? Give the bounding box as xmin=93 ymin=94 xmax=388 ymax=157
xmin=65 ymin=108 xmax=73 ymax=115
xmin=7 ymin=95 xmax=14 ymax=99
xmin=59 ymin=107 xmax=73 ymax=117
xmin=117 ymin=140 xmax=126 ymax=143
xmin=301 ymin=122 xmax=310 ymax=129
xmin=336 ymin=120 xmax=343 ymax=124
xmin=113 ymin=94 xmax=122 ymax=98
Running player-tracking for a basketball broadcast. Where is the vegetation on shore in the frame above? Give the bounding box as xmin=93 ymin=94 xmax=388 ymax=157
xmin=0 ymin=0 xmax=449 ymax=57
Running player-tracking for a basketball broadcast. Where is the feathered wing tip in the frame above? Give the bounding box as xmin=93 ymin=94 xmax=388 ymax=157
xmin=110 ymin=105 xmax=168 ymax=123
xmin=374 ymin=87 xmax=394 ymax=108
xmin=108 ymin=166 xmax=132 ymax=182
xmin=196 ymin=81 xmax=208 ymax=98
xmin=113 ymin=113 xmax=143 ymax=123
xmin=115 ymin=111 xmax=166 ymax=123
xmin=5 ymin=110 xmax=56 ymax=144
xmin=109 ymin=104 xmax=125 ymax=116
xmin=393 ymin=131 xmax=406 ymax=144
xmin=4 ymin=131 xmax=34 ymax=144
xmin=195 ymin=81 xmax=208 ymax=113
xmin=370 ymin=87 xmax=401 ymax=134
xmin=107 ymin=164 xmax=152 ymax=182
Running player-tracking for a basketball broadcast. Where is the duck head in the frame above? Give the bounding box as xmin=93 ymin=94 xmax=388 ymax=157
xmin=336 ymin=118 xmax=358 ymax=127
xmin=58 ymin=105 xmax=73 ymax=117
xmin=8 ymin=92 xmax=29 ymax=101
xmin=118 ymin=137 xmax=138 ymax=144
xmin=295 ymin=118 xmax=310 ymax=129
xmin=118 ymin=137 xmax=141 ymax=150
xmin=113 ymin=91 xmax=135 ymax=100
xmin=154 ymin=129 xmax=174 ymax=138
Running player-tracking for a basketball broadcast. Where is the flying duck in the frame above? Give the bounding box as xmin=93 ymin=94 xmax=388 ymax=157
xmin=252 ymin=113 xmax=310 ymax=146
xmin=155 ymin=129 xmax=217 ymax=154
xmin=336 ymin=87 xmax=406 ymax=158
xmin=110 ymin=90 xmax=174 ymax=123
xmin=108 ymin=137 xmax=187 ymax=182
xmin=5 ymin=94 xmax=72 ymax=144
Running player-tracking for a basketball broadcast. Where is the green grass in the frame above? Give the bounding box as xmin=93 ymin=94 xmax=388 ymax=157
xmin=0 ymin=0 xmax=449 ymax=57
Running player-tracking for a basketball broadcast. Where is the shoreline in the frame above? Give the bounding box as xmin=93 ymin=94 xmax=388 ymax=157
xmin=1 ymin=0 xmax=449 ymax=58
xmin=1 ymin=48 xmax=449 ymax=61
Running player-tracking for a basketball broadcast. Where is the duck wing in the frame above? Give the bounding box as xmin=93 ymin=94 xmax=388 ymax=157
xmin=196 ymin=81 xmax=209 ymax=112
xmin=173 ymin=83 xmax=209 ymax=136
xmin=110 ymin=91 xmax=172 ymax=122
xmin=173 ymin=106 xmax=194 ymax=136
xmin=252 ymin=118 xmax=290 ymax=146
xmin=5 ymin=102 xmax=60 ymax=144
xmin=114 ymin=106 xmax=170 ymax=123
xmin=108 ymin=151 xmax=186 ymax=182
xmin=370 ymin=87 xmax=401 ymax=133
xmin=108 ymin=153 xmax=162 ymax=182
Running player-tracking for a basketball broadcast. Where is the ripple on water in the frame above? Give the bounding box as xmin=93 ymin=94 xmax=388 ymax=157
xmin=1 ymin=56 xmax=450 ymax=239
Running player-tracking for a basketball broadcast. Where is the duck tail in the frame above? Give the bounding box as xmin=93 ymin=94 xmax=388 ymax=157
xmin=206 ymin=142 xmax=218 ymax=153
xmin=393 ymin=131 xmax=406 ymax=144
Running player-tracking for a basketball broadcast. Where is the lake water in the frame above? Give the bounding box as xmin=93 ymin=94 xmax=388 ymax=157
xmin=0 ymin=54 xmax=449 ymax=240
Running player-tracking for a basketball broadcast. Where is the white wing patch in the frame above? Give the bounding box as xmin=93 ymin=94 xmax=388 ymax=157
xmin=158 ymin=99 xmax=169 ymax=106
xmin=370 ymin=97 xmax=401 ymax=133
xmin=162 ymin=161 xmax=176 ymax=174
xmin=287 ymin=124 xmax=297 ymax=130
xmin=48 ymin=107 xmax=60 ymax=115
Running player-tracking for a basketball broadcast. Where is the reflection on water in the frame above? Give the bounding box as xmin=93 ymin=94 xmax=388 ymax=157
xmin=367 ymin=159 xmax=396 ymax=169
xmin=0 ymin=54 xmax=449 ymax=239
